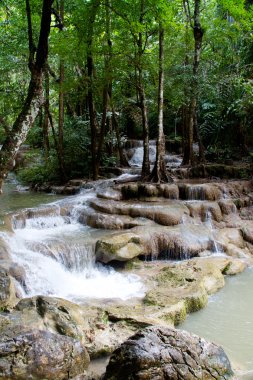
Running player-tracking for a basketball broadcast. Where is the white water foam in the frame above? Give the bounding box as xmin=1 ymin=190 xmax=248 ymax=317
xmin=205 ymin=211 xmax=225 ymax=255
xmin=3 ymin=203 xmax=145 ymax=302
xmin=129 ymin=145 xmax=156 ymax=167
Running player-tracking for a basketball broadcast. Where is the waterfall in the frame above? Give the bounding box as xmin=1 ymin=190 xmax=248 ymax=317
xmin=129 ymin=140 xmax=157 ymax=167
xmin=2 ymin=192 xmax=144 ymax=302
xmin=187 ymin=185 xmax=205 ymax=201
xmin=205 ymin=211 xmax=224 ymax=255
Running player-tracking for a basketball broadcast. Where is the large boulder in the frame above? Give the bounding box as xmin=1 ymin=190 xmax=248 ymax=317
xmin=96 ymin=232 xmax=144 ymax=262
xmin=14 ymin=296 xmax=91 ymax=344
xmin=0 ymin=327 xmax=89 ymax=380
xmin=103 ymin=326 xmax=233 ymax=380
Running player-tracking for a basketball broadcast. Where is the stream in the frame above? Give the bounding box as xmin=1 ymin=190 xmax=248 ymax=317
xmin=0 ymin=151 xmax=252 ymax=379
xmin=0 ymin=175 xmax=62 ymax=224
xmin=180 ymin=268 xmax=253 ymax=379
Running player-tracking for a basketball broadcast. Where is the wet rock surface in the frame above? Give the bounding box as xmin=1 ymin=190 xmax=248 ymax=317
xmin=1 ymin=172 xmax=253 ymax=378
xmin=0 ymin=328 xmax=89 ymax=380
xmin=96 ymin=224 xmax=216 ymax=263
xmin=0 ymin=267 xmax=17 ymax=309
xmin=90 ymin=198 xmax=189 ymax=226
xmin=103 ymin=326 xmax=233 ymax=380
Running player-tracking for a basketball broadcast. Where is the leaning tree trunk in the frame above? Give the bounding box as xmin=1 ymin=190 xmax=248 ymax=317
xmin=0 ymin=0 xmax=53 ymax=193
xmin=149 ymin=25 xmax=172 ymax=183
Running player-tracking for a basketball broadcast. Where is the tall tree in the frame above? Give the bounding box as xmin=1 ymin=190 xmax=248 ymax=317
xmin=0 ymin=0 xmax=53 ymax=192
xmin=58 ymin=0 xmax=66 ymax=178
xmin=87 ymin=0 xmax=101 ymax=180
xmin=137 ymin=0 xmax=150 ymax=177
xmin=149 ymin=23 xmax=171 ymax=183
xmin=182 ymin=0 xmax=204 ymax=165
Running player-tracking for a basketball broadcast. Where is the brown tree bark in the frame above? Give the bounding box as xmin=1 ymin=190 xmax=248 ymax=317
xmin=149 ymin=25 xmax=172 ymax=183
xmin=0 ymin=0 xmax=53 ymax=193
xmin=112 ymin=109 xmax=130 ymax=167
xmin=137 ymin=0 xmax=150 ymax=178
xmin=182 ymin=0 xmax=204 ymax=166
xmin=95 ymin=0 xmax=110 ymax=177
xmin=58 ymin=0 xmax=65 ymax=178
xmin=87 ymin=0 xmax=101 ymax=180
xmin=43 ymin=68 xmax=50 ymax=161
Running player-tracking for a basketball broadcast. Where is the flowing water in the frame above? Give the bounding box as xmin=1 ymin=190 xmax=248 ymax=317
xmin=128 ymin=139 xmax=182 ymax=168
xmin=2 ymin=174 xmax=253 ymax=378
xmin=0 ymin=176 xmax=62 ymax=225
xmin=0 ymin=178 xmax=144 ymax=302
xmin=180 ymin=268 xmax=253 ymax=379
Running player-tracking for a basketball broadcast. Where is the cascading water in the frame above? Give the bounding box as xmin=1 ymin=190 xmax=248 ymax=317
xmin=187 ymin=185 xmax=205 ymax=201
xmin=129 ymin=140 xmax=157 ymax=167
xmin=127 ymin=139 xmax=182 ymax=169
xmin=2 ymin=191 xmax=144 ymax=302
xmin=205 ymin=210 xmax=224 ymax=255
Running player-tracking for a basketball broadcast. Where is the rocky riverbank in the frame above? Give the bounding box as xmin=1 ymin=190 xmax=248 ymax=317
xmin=0 ymin=177 xmax=252 ymax=378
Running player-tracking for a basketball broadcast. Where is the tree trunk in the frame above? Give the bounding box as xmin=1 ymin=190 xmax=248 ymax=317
xmin=112 ymin=109 xmax=129 ymax=167
xmin=193 ymin=109 xmax=205 ymax=161
xmin=149 ymin=25 xmax=172 ymax=183
xmin=138 ymin=0 xmax=150 ymax=178
xmin=191 ymin=0 xmax=204 ymax=163
xmin=43 ymin=68 xmax=50 ymax=161
xmin=182 ymin=0 xmax=204 ymax=166
xmin=58 ymin=0 xmax=65 ymax=178
xmin=95 ymin=0 xmax=110 ymax=176
xmin=87 ymin=0 xmax=100 ymax=180
xmin=95 ymin=86 xmax=108 ymax=176
xmin=0 ymin=0 xmax=53 ymax=193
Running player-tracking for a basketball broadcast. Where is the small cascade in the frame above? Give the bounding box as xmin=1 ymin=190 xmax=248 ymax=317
xmin=125 ymin=138 xmax=182 ymax=170
xmin=25 ymin=215 xmax=71 ymax=229
xmin=158 ymin=247 xmax=190 ymax=261
xmin=180 ymin=214 xmax=199 ymax=225
xmin=129 ymin=140 xmax=156 ymax=167
xmin=165 ymin=154 xmax=182 ymax=169
xmin=187 ymin=185 xmax=205 ymax=201
xmin=205 ymin=211 xmax=224 ymax=255
xmin=4 ymin=223 xmax=144 ymax=301
xmin=9 ymin=204 xmax=65 ymax=230
xmin=222 ymin=189 xmax=229 ymax=199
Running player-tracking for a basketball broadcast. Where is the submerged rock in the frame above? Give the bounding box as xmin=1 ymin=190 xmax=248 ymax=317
xmin=103 ymin=326 xmax=233 ymax=380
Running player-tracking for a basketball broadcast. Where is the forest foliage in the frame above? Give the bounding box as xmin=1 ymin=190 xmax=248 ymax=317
xmin=0 ymin=0 xmax=253 ymax=186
